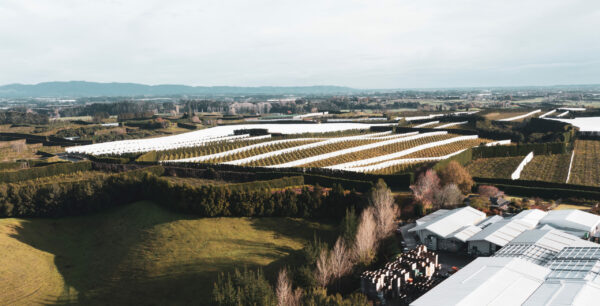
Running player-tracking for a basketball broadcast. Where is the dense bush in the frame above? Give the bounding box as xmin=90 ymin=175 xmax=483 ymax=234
xmin=213 ymin=268 xmax=276 ymax=306
xmin=0 ymin=161 xmax=92 ymax=183
xmin=219 ymin=176 xmax=304 ymax=191
xmin=474 ymin=177 xmax=600 ymax=193
xmin=89 ymin=155 xmax=131 ymax=164
xmin=176 ymin=122 xmax=198 ymax=130
xmin=471 ymin=142 xmax=568 ymax=158
xmin=474 ymin=177 xmax=600 ymax=200
xmin=479 ymin=183 xmax=600 ymax=200
xmin=0 ymin=165 xmax=366 ymax=219
xmin=0 ymin=111 xmax=49 ymax=125
xmin=0 ymin=162 xmax=25 ymax=171
xmin=167 ymin=163 xmax=411 ymax=190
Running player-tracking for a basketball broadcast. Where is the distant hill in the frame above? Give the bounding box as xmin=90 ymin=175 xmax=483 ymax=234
xmin=0 ymin=81 xmax=360 ymax=97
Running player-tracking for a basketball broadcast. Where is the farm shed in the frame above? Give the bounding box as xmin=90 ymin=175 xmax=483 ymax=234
xmin=408 ymin=207 xmax=486 ymax=251
xmin=539 ymin=209 xmax=600 ymax=238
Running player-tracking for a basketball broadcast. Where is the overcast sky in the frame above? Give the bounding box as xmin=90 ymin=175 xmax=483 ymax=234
xmin=1 ymin=0 xmax=599 ymax=88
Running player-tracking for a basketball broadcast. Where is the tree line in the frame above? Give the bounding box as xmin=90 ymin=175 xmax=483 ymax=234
xmin=0 ymin=166 xmax=368 ymax=219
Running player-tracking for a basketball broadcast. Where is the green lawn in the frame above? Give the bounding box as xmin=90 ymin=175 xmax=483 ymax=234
xmin=0 ymin=201 xmax=336 ymax=305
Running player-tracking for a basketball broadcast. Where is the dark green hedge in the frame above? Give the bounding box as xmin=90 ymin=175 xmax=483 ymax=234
xmin=158 ymin=162 xmax=403 ymax=191
xmin=0 ymin=161 xmax=93 ymax=183
xmin=474 ymin=177 xmax=600 ymax=193
xmin=301 ymin=174 xmax=373 ymax=192
xmin=481 ymin=183 xmax=600 ymax=200
xmin=0 ymin=168 xmax=365 ymax=219
xmin=219 ymin=176 xmax=304 ymax=191
xmin=433 ymin=148 xmax=474 ymax=171
xmin=0 ymin=162 xmax=24 ymax=171
xmin=471 ymin=142 xmax=568 ymax=158
xmin=89 ymin=155 xmax=131 ymax=164
xmin=177 ymin=122 xmax=198 ymax=130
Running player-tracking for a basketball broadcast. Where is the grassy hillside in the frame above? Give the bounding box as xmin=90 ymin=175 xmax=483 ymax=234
xmin=0 ymin=201 xmax=336 ymax=305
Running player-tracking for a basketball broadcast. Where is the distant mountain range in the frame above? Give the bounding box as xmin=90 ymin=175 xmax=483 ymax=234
xmin=0 ymin=81 xmax=360 ymax=97
xmin=2 ymin=81 xmax=599 ymax=98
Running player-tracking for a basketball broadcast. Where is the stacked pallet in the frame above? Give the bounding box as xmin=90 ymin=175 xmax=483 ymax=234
xmin=360 ymin=245 xmax=441 ymax=302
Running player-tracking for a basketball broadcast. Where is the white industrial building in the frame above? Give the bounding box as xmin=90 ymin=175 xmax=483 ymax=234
xmin=467 ymin=219 xmax=535 ymax=256
xmin=409 ymin=207 xmax=486 ymax=251
xmin=539 ymin=209 xmax=600 ymax=238
xmin=411 ymin=256 xmax=551 ymax=306
xmin=466 ymin=209 xmax=548 ymax=256
xmin=411 ymin=227 xmax=600 ymax=306
xmin=407 ymin=208 xmax=600 ymax=255
xmin=524 ymin=247 xmax=600 ymax=306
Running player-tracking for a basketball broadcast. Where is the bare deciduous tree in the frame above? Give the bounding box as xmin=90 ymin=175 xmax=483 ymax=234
xmin=369 ymin=179 xmax=397 ymax=239
xmin=277 ymin=268 xmax=301 ymax=306
xmin=314 ymin=249 xmax=331 ymax=287
xmin=434 ymin=183 xmax=464 ymax=208
xmin=329 ymin=237 xmax=353 ymax=281
xmin=478 ymin=185 xmax=503 ymax=198
xmin=410 ymin=169 xmax=441 ymax=210
xmin=353 ymin=207 xmax=377 ymax=265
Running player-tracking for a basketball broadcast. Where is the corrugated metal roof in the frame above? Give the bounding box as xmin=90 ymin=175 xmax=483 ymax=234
xmin=512 ymin=209 xmax=548 ymax=227
xmin=411 ymin=257 xmax=551 ymax=306
xmin=477 ymin=215 xmax=503 ymax=229
xmin=509 ymin=229 xmax=597 ymax=253
xmin=415 ymin=209 xmax=449 ymax=226
xmin=409 ymin=206 xmax=486 ymax=238
xmin=468 ymin=219 xmax=536 ymax=247
xmin=523 ymin=281 xmax=600 ymax=306
xmin=524 ymin=246 xmax=600 ymax=306
xmin=540 ymin=210 xmax=600 ymax=233
xmin=449 ymin=225 xmax=482 ymax=242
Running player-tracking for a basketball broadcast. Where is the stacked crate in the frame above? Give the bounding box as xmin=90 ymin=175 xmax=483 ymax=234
xmin=360 ymin=245 xmax=441 ymax=302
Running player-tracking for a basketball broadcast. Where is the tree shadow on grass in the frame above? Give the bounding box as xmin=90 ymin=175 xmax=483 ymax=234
xmin=9 ymin=201 xmax=199 ymax=305
xmin=8 ymin=204 xmax=335 ymax=305
xmin=249 ymin=217 xmax=339 ymax=245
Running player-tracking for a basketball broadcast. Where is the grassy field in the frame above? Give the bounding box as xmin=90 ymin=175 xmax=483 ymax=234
xmin=466 ymin=156 xmax=524 ymax=179
xmin=0 ymin=201 xmax=336 ymax=305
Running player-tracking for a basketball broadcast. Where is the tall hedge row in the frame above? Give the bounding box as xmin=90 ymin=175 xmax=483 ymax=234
xmin=433 ymin=148 xmax=474 ymax=171
xmin=159 ymin=162 xmax=405 ymax=190
xmin=474 ymin=176 xmax=600 ymax=200
xmin=471 ymin=142 xmax=568 ymax=158
xmin=480 ymin=183 xmax=600 ymax=200
xmin=0 ymin=167 xmax=365 ymax=219
xmin=0 ymin=162 xmax=24 ymax=171
xmin=474 ymin=177 xmax=600 ymax=193
xmin=0 ymin=161 xmax=92 ymax=183
xmin=217 ymin=176 xmax=305 ymax=191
